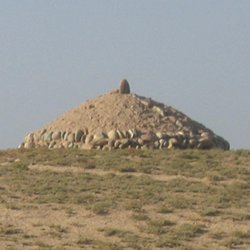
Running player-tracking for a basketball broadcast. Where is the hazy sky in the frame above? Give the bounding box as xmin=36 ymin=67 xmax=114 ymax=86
xmin=0 ymin=0 xmax=249 ymax=149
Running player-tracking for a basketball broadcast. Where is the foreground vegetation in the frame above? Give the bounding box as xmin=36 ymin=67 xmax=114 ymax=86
xmin=0 ymin=148 xmax=249 ymax=249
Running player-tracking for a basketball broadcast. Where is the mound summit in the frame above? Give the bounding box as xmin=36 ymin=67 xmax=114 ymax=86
xmin=20 ymin=80 xmax=230 ymax=150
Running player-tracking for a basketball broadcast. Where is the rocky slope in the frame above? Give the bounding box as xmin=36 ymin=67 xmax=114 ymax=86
xmin=20 ymin=81 xmax=230 ymax=150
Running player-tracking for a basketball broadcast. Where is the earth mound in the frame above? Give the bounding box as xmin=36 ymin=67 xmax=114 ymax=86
xmin=20 ymin=80 xmax=230 ymax=150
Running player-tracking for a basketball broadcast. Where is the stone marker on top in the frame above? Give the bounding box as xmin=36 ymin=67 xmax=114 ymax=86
xmin=119 ymin=79 xmax=130 ymax=94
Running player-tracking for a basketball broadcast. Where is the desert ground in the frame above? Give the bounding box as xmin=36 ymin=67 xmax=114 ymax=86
xmin=0 ymin=148 xmax=249 ymax=249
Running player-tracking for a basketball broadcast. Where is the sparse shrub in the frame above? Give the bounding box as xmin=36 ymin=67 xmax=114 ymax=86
xmin=10 ymin=161 xmax=29 ymax=171
xmin=200 ymin=207 xmax=221 ymax=216
xmin=120 ymin=166 xmax=137 ymax=173
xmin=232 ymin=230 xmax=250 ymax=239
xmin=92 ymin=202 xmax=113 ymax=215
xmin=1 ymin=228 xmax=23 ymax=235
xmin=83 ymin=162 xmax=96 ymax=169
xmin=156 ymin=235 xmax=181 ymax=248
xmin=104 ymin=228 xmax=121 ymax=237
xmin=132 ymin=213 xmax=149 ymax=221
xmin=173 ymin=223 xmax=205 ymax=240
xmin=49 ymin=224 xmax=68 ymax=233
xmin=223 ymin=237 xmax=244 ymax=248
xmin=77 ymin=237 xmax=93 ymax=245
xmin=168 ymin=195 xmax=194 ymax=209
xmin=147 ymin=219 xmax=175 ymax=235
xmin=158 ymin=205 xmax=174 ymax=214
xmin=124 ymin=201 xmax=143 ymax=212
xmin=150 ymin=219 xmax=175 ymax=227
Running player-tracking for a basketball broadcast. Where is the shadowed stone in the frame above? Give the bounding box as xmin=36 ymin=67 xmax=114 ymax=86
xmin=75 ymin=129 xmax=84 ymax=142
xmin=119 ymin=79 xmax=130 ymax=94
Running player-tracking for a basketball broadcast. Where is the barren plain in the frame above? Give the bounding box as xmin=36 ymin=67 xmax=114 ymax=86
xmin=0 ymin=148 xmax=249 ymax=249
